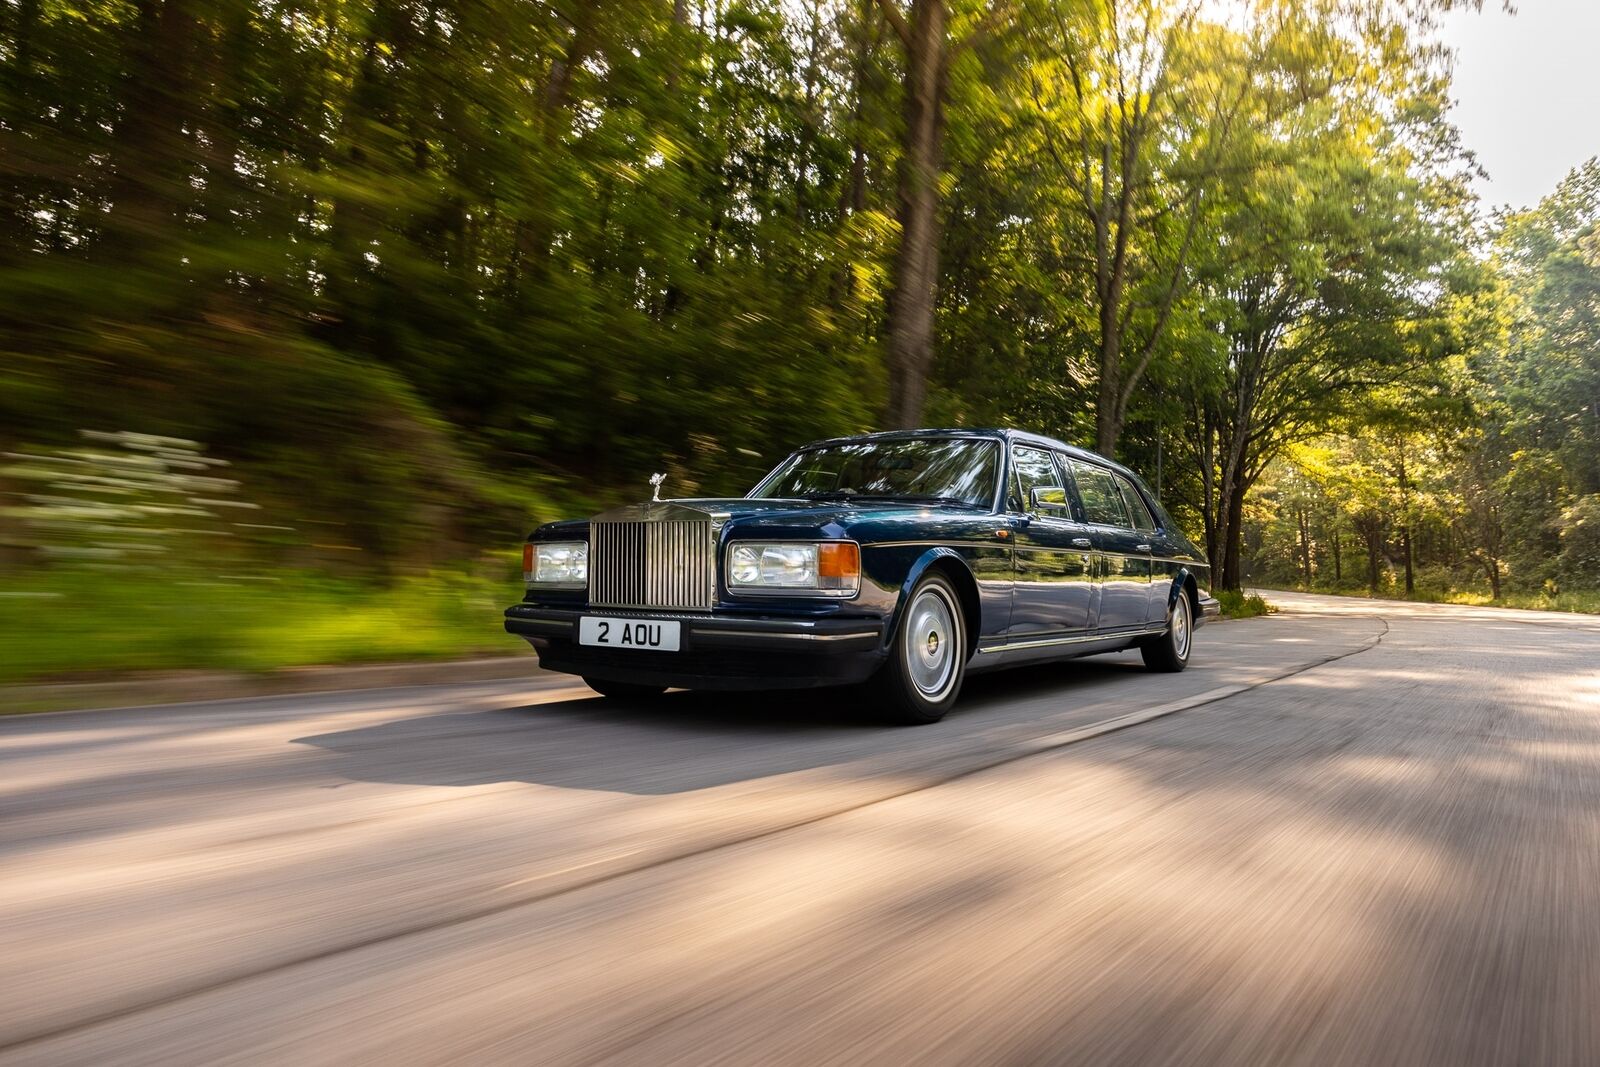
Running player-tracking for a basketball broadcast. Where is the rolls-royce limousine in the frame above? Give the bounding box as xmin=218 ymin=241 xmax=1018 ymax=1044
xmin=505 ymin=428 xmax=1220 ymax=724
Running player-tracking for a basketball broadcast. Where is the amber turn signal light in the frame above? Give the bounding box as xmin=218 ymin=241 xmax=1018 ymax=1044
xmin=817 ymin=541 xmax=861 ymax=579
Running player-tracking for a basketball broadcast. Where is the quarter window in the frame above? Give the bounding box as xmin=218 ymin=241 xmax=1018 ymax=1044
xmin=1116 ymin=475 xmax=1157 ymax=532
xmin=1011 ymin=447 xmax=1064 ymax=514
xmin=1071 ymin=462 xmax=1131 ymax=528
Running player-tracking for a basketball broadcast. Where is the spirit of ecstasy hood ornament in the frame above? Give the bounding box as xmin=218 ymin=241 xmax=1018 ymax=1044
xmin=649 ymin=472 xmax=666 ymax=502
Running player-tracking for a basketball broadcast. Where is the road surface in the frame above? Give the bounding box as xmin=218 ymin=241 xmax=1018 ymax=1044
xmin=3 ymin=591 xmax=1599 ymax=1065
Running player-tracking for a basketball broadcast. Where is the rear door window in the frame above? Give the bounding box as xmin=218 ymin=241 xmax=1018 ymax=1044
xmin=1115 ymin=475 xmax=1157 ymax=532
xmin=1071 ymin=462 xmax=1131 ymax=528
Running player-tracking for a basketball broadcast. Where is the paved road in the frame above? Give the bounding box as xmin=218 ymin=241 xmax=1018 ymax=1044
xmin=3 ymin=592 xmax=1599 ymax=1065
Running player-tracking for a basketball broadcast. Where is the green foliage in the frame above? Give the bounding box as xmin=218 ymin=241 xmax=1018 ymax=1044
xmin=1239 ymin=156 xmax=1600 ymax=606
xmin=1217 ymin=589 xmax=1274 ymax=619
xmin=1559 ymin=496 xmax=1600 ymax=588
xmin=0 ymin=0 xmax=887 ymax=548
xmin=4 ymin=0 xmax=1598 ymax=681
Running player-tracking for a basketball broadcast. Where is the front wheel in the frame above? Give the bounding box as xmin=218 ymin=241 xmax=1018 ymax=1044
xmin=583 ymin=677 xmax=668 ymax=700
xmin=1141 ymin=590 xmax=1192 ymax=673
xmin=874 ymin=573 xmax=968 ymax=725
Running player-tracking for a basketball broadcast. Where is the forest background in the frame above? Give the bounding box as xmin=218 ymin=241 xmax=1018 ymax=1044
xmin=3 ymin=0 xmax=1596 ymax=681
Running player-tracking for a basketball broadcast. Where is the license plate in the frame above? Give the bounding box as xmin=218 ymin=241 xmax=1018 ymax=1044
xmin=578 ymin=616 xmax=681 ymax=652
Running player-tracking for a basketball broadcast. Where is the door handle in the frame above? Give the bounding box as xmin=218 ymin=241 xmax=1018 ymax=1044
xmin=1071 ymin=537 xmax=1091 ymax=548
xmin=1135 ymin=543 xmax=1152 ymax=553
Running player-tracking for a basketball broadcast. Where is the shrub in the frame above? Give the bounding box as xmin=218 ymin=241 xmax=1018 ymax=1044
xmin=1218 ymin=589 xmax=1274 ymax=618
xmin=1558 ymin=495 xmax=1600 ymax=588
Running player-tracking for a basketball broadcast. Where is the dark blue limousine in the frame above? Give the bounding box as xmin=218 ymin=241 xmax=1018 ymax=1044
xmin=505 ymin=428 xmax=1220 ymax=724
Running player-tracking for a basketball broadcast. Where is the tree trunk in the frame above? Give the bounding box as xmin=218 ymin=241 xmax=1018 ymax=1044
xmin=2 ymin=0 xmax=42 ymax=245
xmin=509 ymin=6 xmax=598 ymax=282
xmin=1218 ymin=479 xmax=1246 ymax=591
xmin=884 ymin=0 xmax=947 ymax=429
xmin=1095 ymin=319 xmax=1123 ymax=455
xmin=102 ymin=0 xmax=200 ymax=258
xmin=1297 ymin=507 xmax=1312 ymax=586
xmin=1365 ymin=528 xmax=1380 ymax=593
xmin=1402 ymin=526 xmax=1415 ymax=597
xmin=1397 ymin=451 xmax=1414 ymax=596
xmin=1332 ymin=522 xmax=1342 ymax=582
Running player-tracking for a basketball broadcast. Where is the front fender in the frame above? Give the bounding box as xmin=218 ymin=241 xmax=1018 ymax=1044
xmin=885 ymin=547 xmax=975 ymax=652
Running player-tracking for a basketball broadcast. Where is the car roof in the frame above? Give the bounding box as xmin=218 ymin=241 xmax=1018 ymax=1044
xmin=795 ymin=427 xmax=1145 ymax=483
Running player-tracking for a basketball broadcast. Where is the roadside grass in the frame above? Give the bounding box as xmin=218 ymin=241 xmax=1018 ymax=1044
xmin=1255 ymin=583 xmax=1600 ymax=615
xmin=1217 ymin=589 xmax=1275 ymax=619
xmin=0 ymin=569 xmax=522 ymax=685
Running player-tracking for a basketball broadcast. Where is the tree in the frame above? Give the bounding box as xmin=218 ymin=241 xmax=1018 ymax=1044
xmin=1021 ymin=0 xmax=1272 ymax=456
xmin=1167 ymin=3 xmax=1473 ymax=589
xmin=874 ymin=0 xmax=1010 ymax=428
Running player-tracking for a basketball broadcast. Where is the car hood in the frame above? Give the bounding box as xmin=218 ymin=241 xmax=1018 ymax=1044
xmin=532 ymin=497 xmax=986 ymax=539
xmin=658 ymin=497 xmax=988 ymax=524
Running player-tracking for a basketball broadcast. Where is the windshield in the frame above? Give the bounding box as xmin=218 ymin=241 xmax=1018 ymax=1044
xmin=750 ymin=437 xmax=1000 ymax=509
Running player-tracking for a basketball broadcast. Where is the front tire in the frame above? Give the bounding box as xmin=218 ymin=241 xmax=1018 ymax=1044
xmin=583 ymin=677 xmax=668 ymax=700
xmin=874 ymin=573 xmax=967 ymax=725
xmin=1141 ymin=590 xmax=1193 ymax=673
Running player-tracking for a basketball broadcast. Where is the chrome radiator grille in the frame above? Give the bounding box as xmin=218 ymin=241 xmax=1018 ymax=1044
xmin=589 ymin=519 xmax=715 ymax=612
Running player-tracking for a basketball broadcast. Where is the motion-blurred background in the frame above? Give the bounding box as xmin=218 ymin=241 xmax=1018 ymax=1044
xmin=1 ymin=0 xmax=1596 ymax=685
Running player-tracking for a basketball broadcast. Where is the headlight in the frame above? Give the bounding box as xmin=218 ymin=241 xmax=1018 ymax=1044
xmin=727 ymin=541 xmax=860 ymax=596
xmin=528 ymin=541 xmax=588 ymax=586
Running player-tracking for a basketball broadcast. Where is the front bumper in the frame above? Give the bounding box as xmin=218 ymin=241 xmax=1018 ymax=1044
xmin=504 ymin=605 xmax=887 ymax=690
xmin=1196 ymin=592 xmax=1221 ymax=625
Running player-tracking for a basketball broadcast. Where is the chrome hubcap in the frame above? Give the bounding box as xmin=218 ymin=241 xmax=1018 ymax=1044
xmin=906 ymin=587 xmax=957 ymax=698
xmin=1172 ymin=596 xmax=1190 ymax=659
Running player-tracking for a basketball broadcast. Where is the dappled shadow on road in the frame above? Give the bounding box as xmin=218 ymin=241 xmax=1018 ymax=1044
xmin=224 ymin=620 xmax=1600 ymax=1064
xmin=522 ymin=616 xmax=1600 ymax=1061
xmin=290 ymin=657 xmax=1147 ymax=795
xmin=995 ymin=627 xmax=1600 ymax=1064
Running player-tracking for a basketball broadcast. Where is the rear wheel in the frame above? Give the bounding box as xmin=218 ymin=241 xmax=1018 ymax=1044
xmin=1141 ymin=590 xmax=1192 ymax=673
xmin=874 ymin=573 xmax=967 ymax=725
xmin=583 ymin=677 xmax=668 ymax=700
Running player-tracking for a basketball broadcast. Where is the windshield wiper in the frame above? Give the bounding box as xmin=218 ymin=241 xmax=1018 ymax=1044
xmin=883 ymin=495 xmax=982 ymax=508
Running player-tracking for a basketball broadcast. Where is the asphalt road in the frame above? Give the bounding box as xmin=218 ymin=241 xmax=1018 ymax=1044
xmin=4 ymin=591 xmax=1599 ymax=1065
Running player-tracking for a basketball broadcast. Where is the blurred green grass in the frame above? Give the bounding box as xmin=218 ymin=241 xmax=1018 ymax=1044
xmin=0 ymin=570 xmax=521 ymax=685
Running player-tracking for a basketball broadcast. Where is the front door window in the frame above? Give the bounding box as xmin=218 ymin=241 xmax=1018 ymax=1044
xmin=1011 ymin=447 xmax=1065 ymax=515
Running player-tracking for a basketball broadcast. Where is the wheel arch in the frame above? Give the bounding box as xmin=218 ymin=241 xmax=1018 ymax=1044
xmin=898 ymin=548 xmax=981 ymax=659
xmin=1166 ymin=568 xmax=1200 ymax=618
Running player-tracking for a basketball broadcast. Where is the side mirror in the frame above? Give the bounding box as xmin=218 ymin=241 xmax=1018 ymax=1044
xmin=1030 ymin=486 xmax=1069 ymax=514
